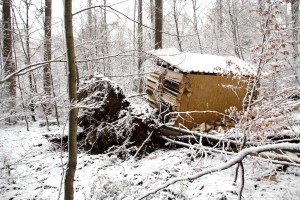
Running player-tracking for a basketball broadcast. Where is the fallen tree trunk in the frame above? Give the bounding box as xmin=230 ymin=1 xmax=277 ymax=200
xmin=159 ymin=125 xmax=300 ymax=149
xmin=159 ymin=125 xmax=241 ymax=150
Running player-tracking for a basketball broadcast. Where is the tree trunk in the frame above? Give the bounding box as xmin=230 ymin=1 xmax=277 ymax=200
xmin=87 ymin=0 xmax=92 ymax=37
xmin=64 ymin=0 xmax=78 ymax=199
xmin=44 ymin=0 xmax=52 ymax=96
xmin=25 ymin=0 xmax=32 ymax=89
xmin=192 ymin=0 xmax=203 ymax=53
xmin=228 ymin=1 xmax=244 ymax=60
xmin=103 ymin=0 xmax=110 ymax=76
xmin=291 ymin=0 xmax=299 ymax=84
xmin=217 ymin=0 xmax=223 ymax=37
xmin=137 ymin=0 xmax=144 ymax=93
xmin=150 ymin=0 xmax=155 ymax=49
xmin=11 ymin=10 xmax=29 ymax=130
xmin=133 ymin=0 xmax=137 ymax=50
xmin=3 ymin=0 xmax=16 ymax=109
xmin=23 ymin=0 xmax=36 ymax=121
xmin=100 ymin=0 xmax=110 ymax=76
xmin=291 ymin=0 xmax=299 ymax=60
xmin=172 ymin=0 xmax=183 ymax=51
xmin=155 ymin=0 xmax=163 ymax=49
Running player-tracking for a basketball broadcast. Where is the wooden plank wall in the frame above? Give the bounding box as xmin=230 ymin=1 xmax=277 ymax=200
xmin=177 ymin=74 xmax=248 ymax=129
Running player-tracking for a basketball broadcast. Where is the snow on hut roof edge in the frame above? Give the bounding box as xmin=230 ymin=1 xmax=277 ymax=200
xmin=147 ymin=47 xmax=256 ymax=76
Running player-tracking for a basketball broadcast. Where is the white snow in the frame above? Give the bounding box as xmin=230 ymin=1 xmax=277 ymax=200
xmin=1 ymin=121 xmax=300 ymax=199
xmin=148 ymin=47 xmax=255 ymax=76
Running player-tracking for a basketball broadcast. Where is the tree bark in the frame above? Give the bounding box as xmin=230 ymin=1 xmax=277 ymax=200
xmin=217 ymin=0 xmax=223 ymax=37
xmin=155 ymin=0 xmax=163 ymax=49
xmin=150 ymin=0 xmax=155 ymax=48
xmin=3 ymin=0 xmax=16 ymax=108
xmin=64 ymin=0 xmax=78 ymax=199
xmin=291 ymin=0 xmax=299 ymax=60
xmin=44 ymin=0 xmax=52 ymax=96
xmin=101 ymin=0 xmax=110 ymax=76
xmin=291 ymin=0 xmax=299 ymax=84
xmin=87 ymin=0 xmax=93 ymax=37
xmin=137 ymin=0 xmax=144 ymax=93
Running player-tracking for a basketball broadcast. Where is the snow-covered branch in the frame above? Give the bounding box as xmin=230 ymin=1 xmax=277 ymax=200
xmin=137 ymin=143 xmax=300 ymax=200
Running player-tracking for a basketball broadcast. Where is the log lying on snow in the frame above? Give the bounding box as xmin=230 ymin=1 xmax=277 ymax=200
xmin=159 ymin=125 xmax=240 ymax=150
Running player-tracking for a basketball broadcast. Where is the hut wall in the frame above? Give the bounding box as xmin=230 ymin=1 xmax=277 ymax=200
xmin=176 ymin=74 xmax=248 ymax=129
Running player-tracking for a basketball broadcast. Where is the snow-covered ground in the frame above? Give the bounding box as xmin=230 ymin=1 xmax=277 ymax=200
xmin=1 ymin=121 xmax=300 ymax=200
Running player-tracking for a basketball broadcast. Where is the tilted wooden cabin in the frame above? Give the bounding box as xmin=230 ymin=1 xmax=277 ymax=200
xmin=145 ymin=48 xmax=255 ymax=130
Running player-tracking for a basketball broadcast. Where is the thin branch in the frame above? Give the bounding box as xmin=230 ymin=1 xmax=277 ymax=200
xmin=73 ymin=5 xmax=196 ymax=38
xmin=0 ymin=53 xmax=65 ymax=84
xmin=0 ymin=50 xmax=147 ymax=84
xmin=76 ymin=50 xmax=136 ymax=62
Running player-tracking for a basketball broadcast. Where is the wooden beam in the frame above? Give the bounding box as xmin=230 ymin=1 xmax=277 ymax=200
xmin=166 ymin=69 xmax=185 ymax=83
xmin=161 ymin=93 xmax=180 ymax=106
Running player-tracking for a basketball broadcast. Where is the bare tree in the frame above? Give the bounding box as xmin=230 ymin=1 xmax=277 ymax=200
xmin=291 ymin=0 xmax=300 ymax=85
xmin=22 ymin=0 xmax=36 ymax=97
xmin=2 ymin=0 xmax=16 ymax=109
xmin=101 ymin=0 xmax=110 ymax=76
xmin=172 ymin=0 xmax=183 ymax=51
xmin=44 ymin=0 xmax=60 ymax=125
xmin=137 ymin=0 xmax=144 ymax=93
xmin=228 ymin=1 xmax=244 ymax=59
xmin=291 ymin=0 xmax=299 ymax=60
xmin=43 ymin=0 xmax=52 ymax=96
xmin=25 ymin=0 xmax=37 ymax=121
xmin=155 ymin=0 xmax=163 ymax=49
xmin=64 ymin=0 xmax=78 ymax=199
xmin=192 ymin=0 xmax=203 ymax=53
xmin=10 ymin=8 xmax=30 ymax=130
xmin=217 ymin=0 xmax=223 ymax=37
xmin=87 ymin=0 xmax=93 ymax=37
xmin=150 ymin=0 xmax=155 ymax=49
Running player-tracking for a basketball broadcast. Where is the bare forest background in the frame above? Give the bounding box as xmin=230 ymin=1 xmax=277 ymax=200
xmin=1 ymin=0 xmax=299 ymax=125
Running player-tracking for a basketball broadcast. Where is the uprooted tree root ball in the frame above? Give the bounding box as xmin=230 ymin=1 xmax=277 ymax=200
xmin=49 ymin=75 xmax=161 ymax=158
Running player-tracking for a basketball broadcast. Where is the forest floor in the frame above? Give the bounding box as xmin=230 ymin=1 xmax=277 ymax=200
xmin=1 ymin=120 xmax=300 ymax=200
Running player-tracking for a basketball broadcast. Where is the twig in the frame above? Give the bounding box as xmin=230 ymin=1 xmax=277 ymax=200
xmin=133 ymin=131 xmax=153 ymax=158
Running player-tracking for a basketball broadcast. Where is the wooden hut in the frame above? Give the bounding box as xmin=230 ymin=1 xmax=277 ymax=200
xmin=145 ymin=48 xmax=255 ymax=131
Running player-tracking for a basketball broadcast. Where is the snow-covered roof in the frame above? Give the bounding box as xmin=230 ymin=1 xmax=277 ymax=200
xmin=148 ymin=47 xmax=255 ymax=76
